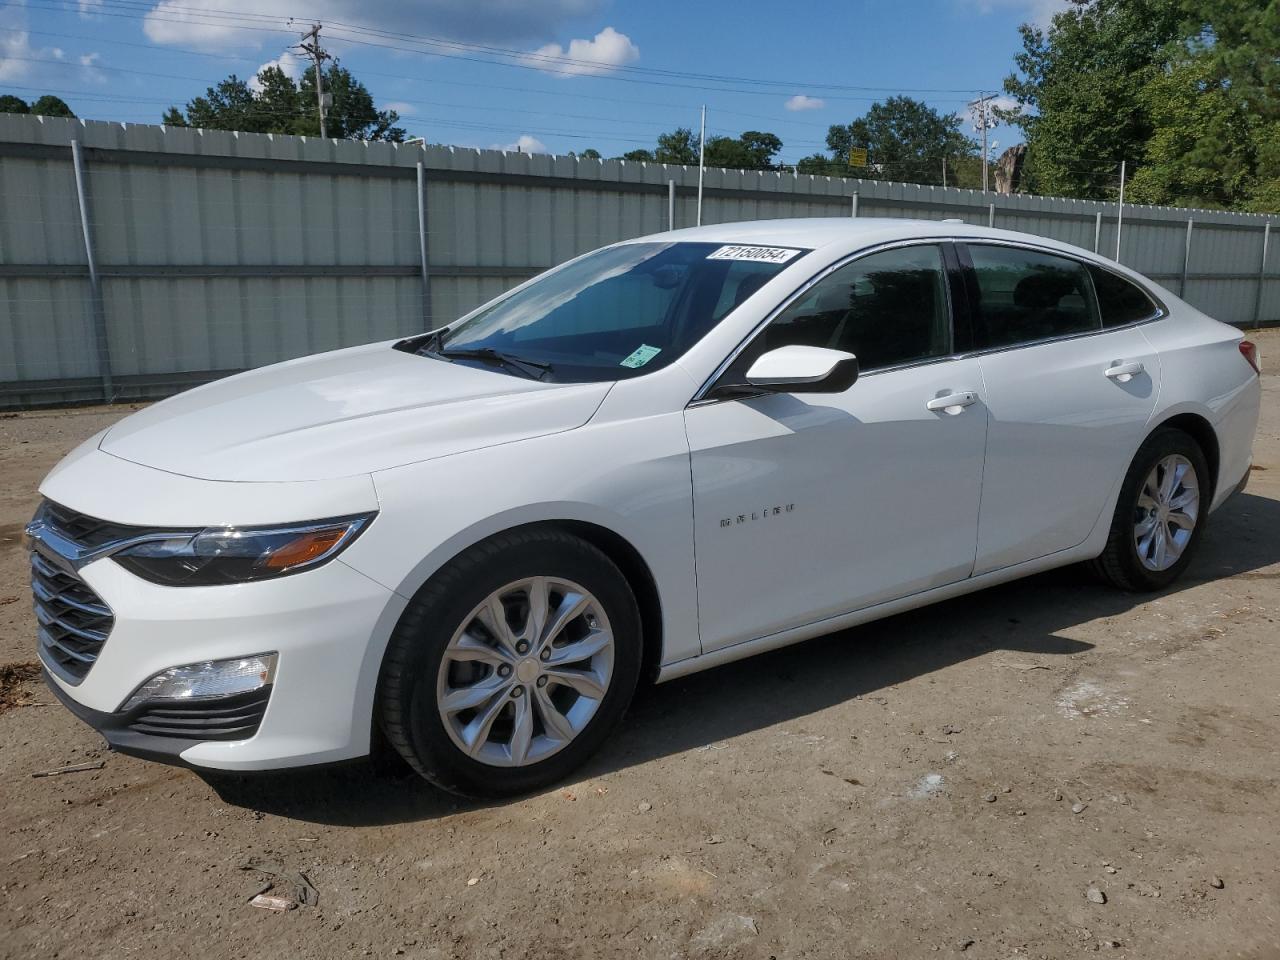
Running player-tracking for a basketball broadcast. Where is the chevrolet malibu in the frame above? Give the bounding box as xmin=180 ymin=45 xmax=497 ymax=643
xmin=28 ymin=219 xmax=1261 ymax=797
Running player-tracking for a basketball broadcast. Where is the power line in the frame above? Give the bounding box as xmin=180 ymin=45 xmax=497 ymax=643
xmin=24 ymin=0 xmax=998 ymax=101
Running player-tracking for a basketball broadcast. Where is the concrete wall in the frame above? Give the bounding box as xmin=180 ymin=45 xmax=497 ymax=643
xmin=1 ymin=115 xmax=1274 ymax=407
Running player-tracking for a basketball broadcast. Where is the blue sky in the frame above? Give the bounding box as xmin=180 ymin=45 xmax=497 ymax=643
xmin=1 ymin=0 xmax=1064 ymax=165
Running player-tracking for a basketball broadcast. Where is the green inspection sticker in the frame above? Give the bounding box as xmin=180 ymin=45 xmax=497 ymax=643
xmin=619 ymin=344 xmax=662 ymax=369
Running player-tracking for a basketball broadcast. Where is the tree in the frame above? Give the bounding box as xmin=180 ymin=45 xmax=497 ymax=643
xmin=705 ymin=130 xmax=783 ymax=171
xmin=655 ymin=127 xmax=699 ymax=165
xmin=618 ymin=127 xmax=784 ymax=170
xmin=798 ymin=96 xmax=976 ymax=185
xmin=1 ymin=94 xmax=76 ymax=117
xmin=31 ymin=95 xmax=75 ymax=118
xmin=164 ymin=60 xmax=405 ymax=141
xmin=1001 ymin=0 xmax=1278 ymax=211
xmin=1001 ymin=0 xmax=1184 ymax=199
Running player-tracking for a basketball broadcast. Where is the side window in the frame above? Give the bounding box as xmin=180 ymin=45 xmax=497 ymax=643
xmin=967 ymin=245 xmax=1100 ymax=350
xmin=760 ymin=245 xmax=950 ymax=371
xmin=1089 ymin=265 xmax=1159 ymax=327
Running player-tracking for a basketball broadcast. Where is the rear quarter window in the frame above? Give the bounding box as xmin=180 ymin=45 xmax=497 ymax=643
xmin=1088 ymin=265 xmax=1160 ymax=327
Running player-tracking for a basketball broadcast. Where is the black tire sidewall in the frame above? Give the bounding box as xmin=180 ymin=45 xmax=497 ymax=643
xmin=1112 ymin=429 xmax=1211 ymax=590
xmin=380 ymin=532 xmax=641 ymax=797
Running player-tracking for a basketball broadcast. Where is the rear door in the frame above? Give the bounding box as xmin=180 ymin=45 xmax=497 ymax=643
xmin=961 ymin=243 xmax=1162 ymax=575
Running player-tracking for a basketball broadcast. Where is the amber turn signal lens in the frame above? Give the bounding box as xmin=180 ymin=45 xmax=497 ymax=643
xmin=263 ymin=528 xmax=348 ymax=570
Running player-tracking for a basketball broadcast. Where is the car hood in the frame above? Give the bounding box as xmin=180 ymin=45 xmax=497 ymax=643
xmin=99 ymin=342 xmax=614 ymax=482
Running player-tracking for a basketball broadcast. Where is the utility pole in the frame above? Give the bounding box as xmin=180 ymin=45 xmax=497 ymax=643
xmin=969 ymin=92 xmax=994 ymax=193
xmin=696 ymin=104 xmax=706 ymax=227
xmin=942 ymin=156 xmax=947 ymax=188
xmin=297 ymin=24 xmax=329 ymax=138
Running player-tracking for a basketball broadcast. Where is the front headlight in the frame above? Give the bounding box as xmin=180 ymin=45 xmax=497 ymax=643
xmin=112 ymin=514 xmax=373 ymax=586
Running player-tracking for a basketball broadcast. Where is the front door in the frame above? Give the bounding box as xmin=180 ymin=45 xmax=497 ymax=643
xmin=684 ymin=243 xmax=989 ymax=653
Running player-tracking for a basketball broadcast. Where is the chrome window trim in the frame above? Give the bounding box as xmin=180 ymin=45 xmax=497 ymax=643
xmin=689 ymin=235 xmax=1171 ymax=407
xmin=690 ymin=237 xmax=958 ymax=405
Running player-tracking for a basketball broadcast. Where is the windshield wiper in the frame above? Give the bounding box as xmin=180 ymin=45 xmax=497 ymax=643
xmin=437 ymin=346 xmax=555 ymax=381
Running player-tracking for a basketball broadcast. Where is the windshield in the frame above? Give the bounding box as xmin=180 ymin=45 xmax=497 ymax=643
xmin=430 ymin=241 xmax=807 ymax=382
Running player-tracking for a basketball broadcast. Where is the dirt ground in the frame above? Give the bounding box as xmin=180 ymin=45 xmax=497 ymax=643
xmin=3 ymin=330 xmax=1279 ymax=960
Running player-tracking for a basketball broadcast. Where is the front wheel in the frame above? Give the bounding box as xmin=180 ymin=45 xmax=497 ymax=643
xmin=1091 ymin=427 xmax=1211 ymax=591
xmin=377 ymin=529 xmax=641 ymax=797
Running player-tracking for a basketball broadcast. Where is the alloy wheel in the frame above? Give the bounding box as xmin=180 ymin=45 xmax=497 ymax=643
xmin=1133 ymin=453 xmax=1200 ymax=572
xmin=436 ymin=577 xmax=614 ymax=767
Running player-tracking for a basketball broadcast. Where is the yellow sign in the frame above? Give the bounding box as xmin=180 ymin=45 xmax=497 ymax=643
xmin=848 ymin=147 xmax=868 ymax=166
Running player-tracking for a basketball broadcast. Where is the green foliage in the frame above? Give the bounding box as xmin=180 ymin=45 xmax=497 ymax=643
xmin=1002 ymin=0 xmax=1278 ymax=211
xmin=1 ymin=94 xmax=76 ymax=118
xmin=655 ymin=127 xmax=699 ymax=165
xmin=163 ymin=61 xmax=405 ymax=141
xmin=704 ymin=130 xmax=784 ymax=171
xmin=618 ymin=127 xmax=784 ymax=170
xmin=797 ymin=96 xmax=976 ymax=185
xmin=31 ymin=95 xmax=75 ymax=118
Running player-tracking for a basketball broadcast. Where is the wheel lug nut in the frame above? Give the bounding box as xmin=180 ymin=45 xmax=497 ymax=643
xmin=536 ymin=676 xmax=548 ymax=688
xmin=539 ymin=648 xmax=551 ymax=661
xmin=498 ymin=664 xmax=511 ymax=677
xmin=516 ymin=641 xmax=529 ymax=654
xmin=511 ymin=686 xmax=524 ymax=698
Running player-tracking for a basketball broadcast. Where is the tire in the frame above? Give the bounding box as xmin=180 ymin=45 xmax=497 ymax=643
xmin=377 ymin=528 xmax=642 ymax=798
xmin=1090 ymin=427 xmax=1211 ymax=592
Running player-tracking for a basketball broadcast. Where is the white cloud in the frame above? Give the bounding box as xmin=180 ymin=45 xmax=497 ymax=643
xmin=525 ymin=26 xmax=638 ymax=77
xmin=248 ymin=50 xmax=301 ymax=92
xmin=957 ymin=0 xmax=1069 ymax=28
xmin=492 ymin=134 xmax=548 ymax=154
xmin=142 ymin=0 xmax=604 ymax=51
xmin=382 ymin=101 xmax=415 ymax=115
xmin=0 ymin=2 xmax=70 ymax=84
xmin=785 ymin=94 xmax=825 ymax=112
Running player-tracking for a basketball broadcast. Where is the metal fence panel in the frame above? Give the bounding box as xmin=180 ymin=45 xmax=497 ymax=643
xmin=0 ymin=114 xmax=1274 ymax=407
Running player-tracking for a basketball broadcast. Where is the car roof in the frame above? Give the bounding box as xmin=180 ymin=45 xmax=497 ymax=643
xmin=635 ymin=217 xmax=1098 ymax=262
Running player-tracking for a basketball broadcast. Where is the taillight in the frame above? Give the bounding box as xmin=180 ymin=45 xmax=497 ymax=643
xmin=1239 ymin=340 xmax=1261 ymax=375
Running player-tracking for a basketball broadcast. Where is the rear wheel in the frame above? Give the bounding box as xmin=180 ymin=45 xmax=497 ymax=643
xmin=377 ymin=529 xmax=641 ymax=797
xmin=1091 ymin=428 xmax=1210 ymax=591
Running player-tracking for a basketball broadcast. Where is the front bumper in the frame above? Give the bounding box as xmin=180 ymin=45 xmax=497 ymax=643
xmin=43 ymin=669 xmax=272 ymax=765
xmin=40 ymin=554 xmax=406 ymax=771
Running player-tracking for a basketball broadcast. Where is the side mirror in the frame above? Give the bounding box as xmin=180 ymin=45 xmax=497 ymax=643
xmin=744 ymin=345 xmax=859 ymax=394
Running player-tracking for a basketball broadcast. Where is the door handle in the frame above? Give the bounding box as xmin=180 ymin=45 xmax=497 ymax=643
xmin=925 ymin=391 xmax=978 ymax=414
xmin=1104 ymin=360 xmax=1145 ymax=382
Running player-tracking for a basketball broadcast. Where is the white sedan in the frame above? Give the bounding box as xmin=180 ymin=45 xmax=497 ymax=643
xmin=28 ymin=219 xmax=1261 ymax=796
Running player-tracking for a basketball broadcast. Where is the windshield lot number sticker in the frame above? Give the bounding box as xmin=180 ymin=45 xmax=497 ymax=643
xmin=620 ymin=344 xmax=662 ymax=368
xmin=707 ymin=245 xmax=801 ymax=264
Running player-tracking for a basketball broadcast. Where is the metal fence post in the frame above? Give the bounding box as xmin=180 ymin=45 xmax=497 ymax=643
xmin=1115 ymin=159 xmax=1126 ymax=262
xmin=69 ymin=139 xmax=112 ymax=400
xmin=1180 ymin=218 xmax=1194 ymax=298
xmin=1094 ymin=212 xmax=1102 ymax=253
xmin=988 ymin=203 xmax=995 ymax=228
xmin=416 ymin=159 xmax=432 ymax=329
xmin=851 ymin=192 xmax=859 ymax=218
xmin=668 ymin=179 xmax=675 ymax=231
xmin=1254 ymin=221 xmax=1271 ymax=329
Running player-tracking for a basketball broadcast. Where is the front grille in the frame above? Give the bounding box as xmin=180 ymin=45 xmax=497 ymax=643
xmin=32 ymin=549 xmax=114 ymax=683
xmin=127 ymin=687 xmax=271 ymax=741
xmin=42 ymin=500 xmax=144 ymax=549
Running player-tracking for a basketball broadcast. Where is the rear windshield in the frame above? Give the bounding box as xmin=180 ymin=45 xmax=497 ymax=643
xmin=432 ymin=241 xmax=807 ymax=382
